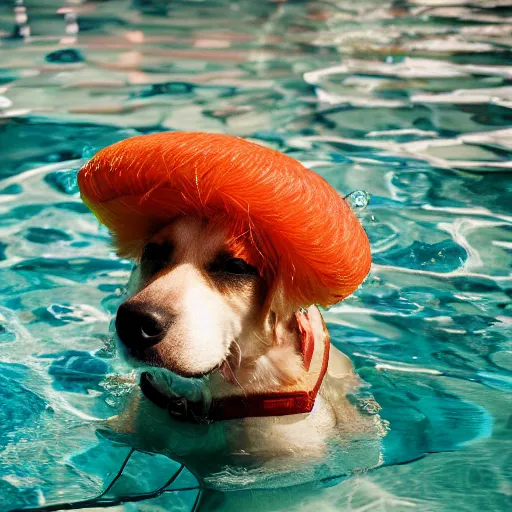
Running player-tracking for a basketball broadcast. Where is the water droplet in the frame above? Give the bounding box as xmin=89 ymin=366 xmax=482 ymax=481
xmin=81 ymin=145 xmax=96 ymax=160
xmin=44 ymin=168 xmax=79 ymax=195
xmin=344 ymin=190 xmax=370 ymax=211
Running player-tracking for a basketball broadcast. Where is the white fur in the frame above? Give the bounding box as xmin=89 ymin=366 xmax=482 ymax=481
xmin=123 ymin=217 xmax=264 ymax=378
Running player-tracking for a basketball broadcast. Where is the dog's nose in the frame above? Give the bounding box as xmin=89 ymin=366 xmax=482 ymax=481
xmin=116 ymin=302 xmax=168 ymax=349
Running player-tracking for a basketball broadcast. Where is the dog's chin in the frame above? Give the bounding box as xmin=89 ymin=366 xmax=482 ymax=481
xmin=161 ymin=364 xmax=219 ymax=380
xmin=120 ymin=343 xmax=220 ymax=380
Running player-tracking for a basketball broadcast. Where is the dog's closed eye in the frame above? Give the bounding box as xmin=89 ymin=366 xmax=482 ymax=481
xmin=208 ymin=251 xmax=259 ymax=278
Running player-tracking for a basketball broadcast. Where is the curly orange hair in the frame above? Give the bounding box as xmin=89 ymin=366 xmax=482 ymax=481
xmin=78 ymin=132 xmax=371 ymax=307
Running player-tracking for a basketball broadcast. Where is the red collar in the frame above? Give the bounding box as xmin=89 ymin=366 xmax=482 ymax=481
xmin=140 ymin=310 xmax=330 ymax=423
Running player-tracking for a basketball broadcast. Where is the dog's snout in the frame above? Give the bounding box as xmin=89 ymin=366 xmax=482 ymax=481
xmin=116 ymin=302 xmax=170 ymax=349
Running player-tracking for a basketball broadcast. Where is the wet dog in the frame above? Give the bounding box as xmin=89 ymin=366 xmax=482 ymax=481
xmin=106 ymin=216 xmax=383 ymax=487
xmin=78 ymin=132 xmax=384 ymax=508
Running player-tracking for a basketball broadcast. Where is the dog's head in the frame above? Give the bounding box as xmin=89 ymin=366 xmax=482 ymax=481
xmin=115 ymin=216 xmax=288 ymax=379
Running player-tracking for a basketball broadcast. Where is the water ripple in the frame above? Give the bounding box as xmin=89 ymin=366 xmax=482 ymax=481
xmin=0 ymin=1 xmax=511 ymax=511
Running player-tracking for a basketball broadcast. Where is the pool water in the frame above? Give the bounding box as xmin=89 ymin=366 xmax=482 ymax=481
xmin=1 ymin=0 xmax=511 ymax=511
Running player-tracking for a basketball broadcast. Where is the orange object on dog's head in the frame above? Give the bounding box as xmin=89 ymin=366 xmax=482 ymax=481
xmin=78 ymin=132 xmax=371 ymax=308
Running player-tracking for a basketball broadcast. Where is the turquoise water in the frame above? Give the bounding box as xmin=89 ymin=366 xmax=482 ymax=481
xmin=1 ymin=0 xmax=511 ymax=510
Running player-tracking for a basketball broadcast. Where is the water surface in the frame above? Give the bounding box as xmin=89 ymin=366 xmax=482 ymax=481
xmin=0 ymin=1 xmax=511 ymax=511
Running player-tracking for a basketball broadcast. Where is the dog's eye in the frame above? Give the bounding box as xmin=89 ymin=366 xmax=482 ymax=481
xmin=223 ymin=258 xmax=258 ymax=275
xmin=208 ymin=253 xmax=259 ymax=277
xmin=140 ymin=242 xmax=173 ymax=276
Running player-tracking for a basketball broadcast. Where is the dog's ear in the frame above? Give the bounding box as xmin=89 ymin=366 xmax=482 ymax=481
xmin=259 ymin=306 xmax=304 ymax=386
xmin=261 ymin=280 xmax=298 ymax=343
xmin=254 ymin=279 xmax=305 ymax=386
xmin=270 ymin=310 xmax=298 ymax=347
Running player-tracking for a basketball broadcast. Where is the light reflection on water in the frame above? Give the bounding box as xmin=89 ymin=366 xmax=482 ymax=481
xmin=0 ymin=1 xmax=511 ymax=511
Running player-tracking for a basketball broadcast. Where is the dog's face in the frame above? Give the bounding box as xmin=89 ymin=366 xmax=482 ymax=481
xmin=115 ymin=216 xmax=269 ymax=378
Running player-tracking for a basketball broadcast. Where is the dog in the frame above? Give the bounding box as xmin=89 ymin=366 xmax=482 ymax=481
xmin=106 ymin=216 xmax=383 ymax=486
xmin=78 ymin=132 xmax=384 ymax=508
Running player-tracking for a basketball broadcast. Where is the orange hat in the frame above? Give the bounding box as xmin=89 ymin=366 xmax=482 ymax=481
xmin=78 ymin=132 xmax=371 ymax=307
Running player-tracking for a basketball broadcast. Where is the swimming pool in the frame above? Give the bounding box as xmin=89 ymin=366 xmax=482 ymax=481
xmin=1 ymin=1 xmax=511 ymax=510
